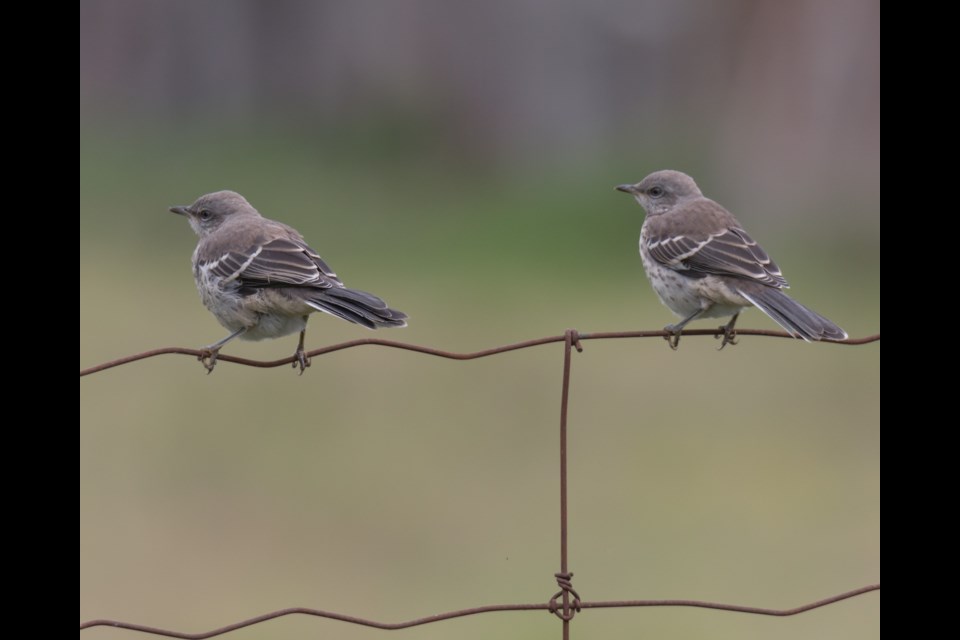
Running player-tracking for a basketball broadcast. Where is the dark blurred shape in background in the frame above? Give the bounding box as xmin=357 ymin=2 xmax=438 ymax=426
xmin=81 ymin=0 xmax=879 ymax=218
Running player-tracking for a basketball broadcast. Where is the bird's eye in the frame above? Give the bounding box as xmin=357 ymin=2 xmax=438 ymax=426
xmin=198 ymin=209 xmax=213 ymax=221
xmin=648 ymin=186 xmax=665 ymax=198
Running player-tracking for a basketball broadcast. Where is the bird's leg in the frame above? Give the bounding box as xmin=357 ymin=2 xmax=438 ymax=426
xmin=716 ymin=313 xmax=740 ymax=350
xmin=664 ymin=307 xmax=707 ymax=350
xmin=292 ymin=319 xmax=311 ymax=374
xmin=199 ymin=327 xmax=246 ymax=373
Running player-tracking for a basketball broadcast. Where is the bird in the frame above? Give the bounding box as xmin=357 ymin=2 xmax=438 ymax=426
xmin=169 ymin=190 xmax=407 ymax=372
xmin=616 ymin=170 xmax=846 ymax=349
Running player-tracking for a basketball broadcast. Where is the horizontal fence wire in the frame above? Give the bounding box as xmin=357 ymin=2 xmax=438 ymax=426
xmin=80 ymin=328 xmax=880 ymax=638
xmin=79 ymin=329 xmax=881 ymax=376
xmin=80 ymin=584 xmax=881 ymax=638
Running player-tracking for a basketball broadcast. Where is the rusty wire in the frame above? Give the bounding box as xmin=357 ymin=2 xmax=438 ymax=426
xmin=79 ymin=329 xmax=881 ymax=376
xmin=80 ymin=328 xmax=880 ymax=637
xmin=80 ymin=584 xmax=880 ymax=638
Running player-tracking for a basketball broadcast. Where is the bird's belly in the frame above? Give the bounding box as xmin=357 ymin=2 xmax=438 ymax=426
xmin=691 ymin=277 xmax=748 ymax=318
xmin=639 ymin=242 xmax=746 ymax=319
xmin=241 ymin=313 xmax=307 ymax=341
xmin=195 ymin=276 xmax=253 ymax=330
xmin=194 ymin=275 xmax=309 ymax=340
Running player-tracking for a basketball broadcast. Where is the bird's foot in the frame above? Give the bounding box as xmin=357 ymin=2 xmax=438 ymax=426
xmin=198 ymin=347 xmax=220 ymax=374
xmin=715 ymin=325 xmax=738 ymax=350
xmin=715 ymin=314 xmax=740 ymax=350
xmin=292 ymin=347 xmax=311 ymax=374
xmin=663 ymin=324 xmax=682 ymax=350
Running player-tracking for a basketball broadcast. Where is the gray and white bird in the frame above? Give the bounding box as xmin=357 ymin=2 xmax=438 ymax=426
xmin=170 ymin=190 xmax=407 ymax=372
xmin=616 ymin=170 xmax=846 ymax=349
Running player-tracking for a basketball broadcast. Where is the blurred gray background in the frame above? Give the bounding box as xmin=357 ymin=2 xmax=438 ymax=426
xmin=80 ymin=1 xmax=880 ymax=638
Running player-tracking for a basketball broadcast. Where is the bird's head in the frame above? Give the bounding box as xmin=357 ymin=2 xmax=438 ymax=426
xmin=616 ymin=170 xmax=703 ymax=216
xmin=169 ymin=190 xmax=259 ymax=237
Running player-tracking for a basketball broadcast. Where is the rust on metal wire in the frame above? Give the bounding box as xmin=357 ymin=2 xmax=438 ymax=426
xmin=79 ymin=585 xmax=880 ymax=637
xmin=80 ymin=330 xmax=881 ymax=376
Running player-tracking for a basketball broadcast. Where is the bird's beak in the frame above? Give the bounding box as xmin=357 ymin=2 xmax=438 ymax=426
xmin=169 ymin=205 xmax=190 ymax=216
xmin=615 ymin=184 xmax=639 ymax=195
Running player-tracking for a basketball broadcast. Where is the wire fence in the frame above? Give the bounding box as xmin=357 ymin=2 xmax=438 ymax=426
xmin=80 ymin=328 xmax=881 ymax=638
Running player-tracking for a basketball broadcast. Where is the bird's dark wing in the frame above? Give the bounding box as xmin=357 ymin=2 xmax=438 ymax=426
xmin=202 ymin=237 xmax=344 ymax=290
xmin=646 ymin=226 xmax=788 ymax=288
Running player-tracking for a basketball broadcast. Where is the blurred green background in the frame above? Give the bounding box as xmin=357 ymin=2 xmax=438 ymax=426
xmin=80 ymin=1 xmax=879 ymax=638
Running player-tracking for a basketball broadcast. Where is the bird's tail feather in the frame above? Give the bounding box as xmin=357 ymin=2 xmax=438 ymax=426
xmin=305 ymin=287 xmax=407 ymax=330
xmin=737 ymin=285 xmax=846 ymax=342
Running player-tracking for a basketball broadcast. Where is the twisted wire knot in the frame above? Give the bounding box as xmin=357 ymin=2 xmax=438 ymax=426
xmin=548 ymin=572 xmax=582 ymax=620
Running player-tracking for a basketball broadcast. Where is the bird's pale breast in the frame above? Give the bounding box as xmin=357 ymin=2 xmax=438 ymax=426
xmin=639 ymin=224 xmax=748 ymax=320
xmin=192 ymin=248 xmax=310 ymax=340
